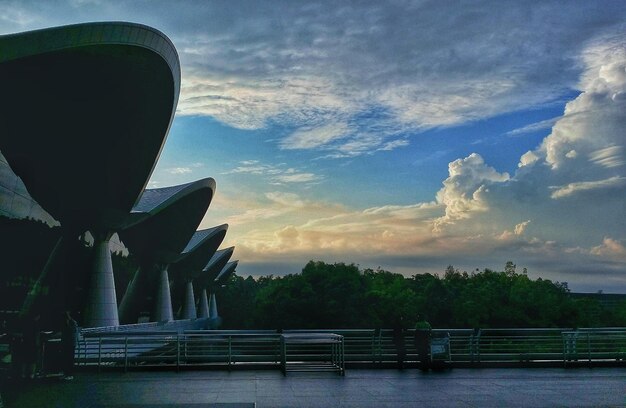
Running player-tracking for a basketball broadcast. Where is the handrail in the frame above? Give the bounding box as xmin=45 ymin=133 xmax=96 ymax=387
xmin=68 ymin=327 xmax=626 ymax=372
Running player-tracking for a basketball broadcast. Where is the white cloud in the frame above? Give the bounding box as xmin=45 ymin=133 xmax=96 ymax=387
xmin=0 ymin=4 xmax=38 ymax=27
xmin=225 ymin=161 xmax=273 ymax=175
xmin=167 ymin=167 xmax=192 ymax=175
xmin=265 ymin=192 xmax=305 ymax=208
xmin=514 ymin=220 xmax=531 ymax=236
xmin=379 ymin=139 xmax=410 ymax=151
xmin=178 ymin=74 xmax=352 ymax=131
xmin=166 ymin=2 xmax=626 ymax=157
xmin=433 ymin=153 xmax=509 ymax=231
xmin=589 ymin=145 xmax=625 ymax=168
xmin=431 ymin=37 xmax=626 ymax=252
xmin=518 ymin=151 xmax=540 ymax=167
xmin=274 ymin=172 xmax=320 ymax=184
xmin=550 ymin=176 xmax=626 ymax=199
xmin=223 ymin=160 xmax=322 ymax=184
xmin=280 ymin=122 xmax=350 ymax=150
xmin=506 ymin=117 xmax=560 ymax=137
xmin=541 ymin=36 xmax=626 ymax=170
xmin=591 ymin=237 xmax=626 ymax=260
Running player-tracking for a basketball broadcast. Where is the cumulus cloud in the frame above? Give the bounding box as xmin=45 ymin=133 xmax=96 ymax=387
xmin=540 ymin=37 xmax=626 ymax=170
xmin=425 ymin=36 xmax=626 ymax=266
xmin=433 ymin=153 xmax=509 ymax=231
xmin=518 ymin=151 xmax=540 ymax=168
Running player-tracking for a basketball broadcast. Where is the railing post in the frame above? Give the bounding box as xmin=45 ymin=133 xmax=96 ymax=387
xmin=176 ymin=334 xmax=180 ymax=372
xmin=124 ymin=337 xmax=128 ymax=372
xmin=228 ymin=336 xmax=232 ymax=369
xmin=281 ymin=336 xmax=286 ymax=376
xmin=587 ymin=332 xmax=591 ymax=365
xmin=342 ymin=337 xmax=345 ymax=375
xmin=562 ymin=332 xmax=566 ymax=366
xmin=98 ymin=336 xmax=102 ymax=372
xmin=371 ymin=329 xmax=379 ymax=364
xmin=81 ymin=338 xmax=85 ymax=366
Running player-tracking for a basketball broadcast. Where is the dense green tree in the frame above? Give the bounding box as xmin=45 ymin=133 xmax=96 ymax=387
xmin=217 ymin=260 xmax=606 ymax=329
xmin=363 ymin=269 xmax=417 ymax=327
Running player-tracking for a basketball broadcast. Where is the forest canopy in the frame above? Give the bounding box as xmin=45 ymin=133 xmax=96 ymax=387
xmin=217 ymin=261 xmax=626 ymax=329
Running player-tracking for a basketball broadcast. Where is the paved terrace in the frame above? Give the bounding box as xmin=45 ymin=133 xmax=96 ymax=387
xmin=3 ymin=367 xmax=625 ymax=407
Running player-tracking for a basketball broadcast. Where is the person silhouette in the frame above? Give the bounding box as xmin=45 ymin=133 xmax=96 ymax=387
xmin=414 ymin=314 xmax=432 ymax=371
xmin=60 ymin=311 xmax=78 ymax=380
xmin=392 ymin=316 xmax=407 ymax=369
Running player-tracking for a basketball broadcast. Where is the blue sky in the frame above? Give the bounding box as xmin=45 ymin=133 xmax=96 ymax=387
xmin=2 ymin=0 xmax=625 ymax=291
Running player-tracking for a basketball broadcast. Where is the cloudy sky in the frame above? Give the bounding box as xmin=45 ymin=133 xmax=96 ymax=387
xmin=2 ymin=0 xmax=625 ymax=291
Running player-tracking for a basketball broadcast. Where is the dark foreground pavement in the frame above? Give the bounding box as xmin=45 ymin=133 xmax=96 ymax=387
xmin=2 ymin=367 xmax=625 ymax=407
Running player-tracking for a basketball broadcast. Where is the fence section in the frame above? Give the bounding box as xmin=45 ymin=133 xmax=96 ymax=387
xmin=73 ymin=327 xmax=626 ymax=371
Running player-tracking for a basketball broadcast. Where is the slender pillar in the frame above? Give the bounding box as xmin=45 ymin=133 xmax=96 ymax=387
xmin=152 ymin=264 xmax=173 ymax=322
xmin=208 ymin=292 xmax=218 ymax=320
xmin=198 ymin=289 xmax=210 ymax=318
xmin=84 ymin=232 xmax=119 ymax=327
xmin=182 ymin=280 xmax=197 ymax=320
xmin=20 ymin=235 xmax=65 ymax=318
xmin=118 ymin=266 xmax=147 ymax=324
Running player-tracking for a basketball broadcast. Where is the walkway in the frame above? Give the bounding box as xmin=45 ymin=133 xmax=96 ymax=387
xmin=3 ymin=367 xmax=625 ymax=407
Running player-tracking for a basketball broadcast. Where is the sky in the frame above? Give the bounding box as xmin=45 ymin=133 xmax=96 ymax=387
xmin=1 ymin=0 xmax=625 ymax=292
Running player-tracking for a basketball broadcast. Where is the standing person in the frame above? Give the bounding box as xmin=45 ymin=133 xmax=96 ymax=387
xmin=392 ymin=316 xmax=406 ymax=369
xmin=22 ymin=315 xmax=41 ymax=379
xmin=60 ymin=311 xmax=78 ymax=380
xmin=414 ymin=314 xmax=432 ymax=371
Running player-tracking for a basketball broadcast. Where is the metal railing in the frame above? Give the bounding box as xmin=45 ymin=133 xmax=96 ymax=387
xmin=72 ymin=327 xmax=626 ymax=371
xmin=280 ymin=333 xmax=345 ymax=375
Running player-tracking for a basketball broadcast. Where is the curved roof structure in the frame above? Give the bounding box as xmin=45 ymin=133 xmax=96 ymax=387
xmin=195 ymin=247 xmax=235 ymax=290
xmin=0 ymin=22 xmax=181 ymax=232
xmin=119 ymin=178 xmax=215 ymax=264
xmin=0 ymin=151 xmax=57 ymax=224
xmin=169 ymin=225 xmax=229 ymax=279
xmin=215 ymin=260 xmax=238 ymax=286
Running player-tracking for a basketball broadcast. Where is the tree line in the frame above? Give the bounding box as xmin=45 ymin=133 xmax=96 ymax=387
xmin=217 ymin=261 xmax=626 ymax=329
xmin=2 ymin=216 xmax=624 ymax=329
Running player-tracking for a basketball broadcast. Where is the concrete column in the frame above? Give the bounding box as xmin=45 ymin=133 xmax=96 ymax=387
xmin=84 ymin=232 xmax=119 ymax=327
xmin=20 ymin=235 xmax=65 ymax=318
xmin=182 ymin=280 xmax=197 ymax=320
xmin=198 ymin=289 xmax=210 ymax=318
xmin=208 ymin=292 xmax=218 ymax=320
xmin=118 ymin=266 xmax=146 ymax=324
xmin=152 ymin=264 xmax=173 ymax=322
